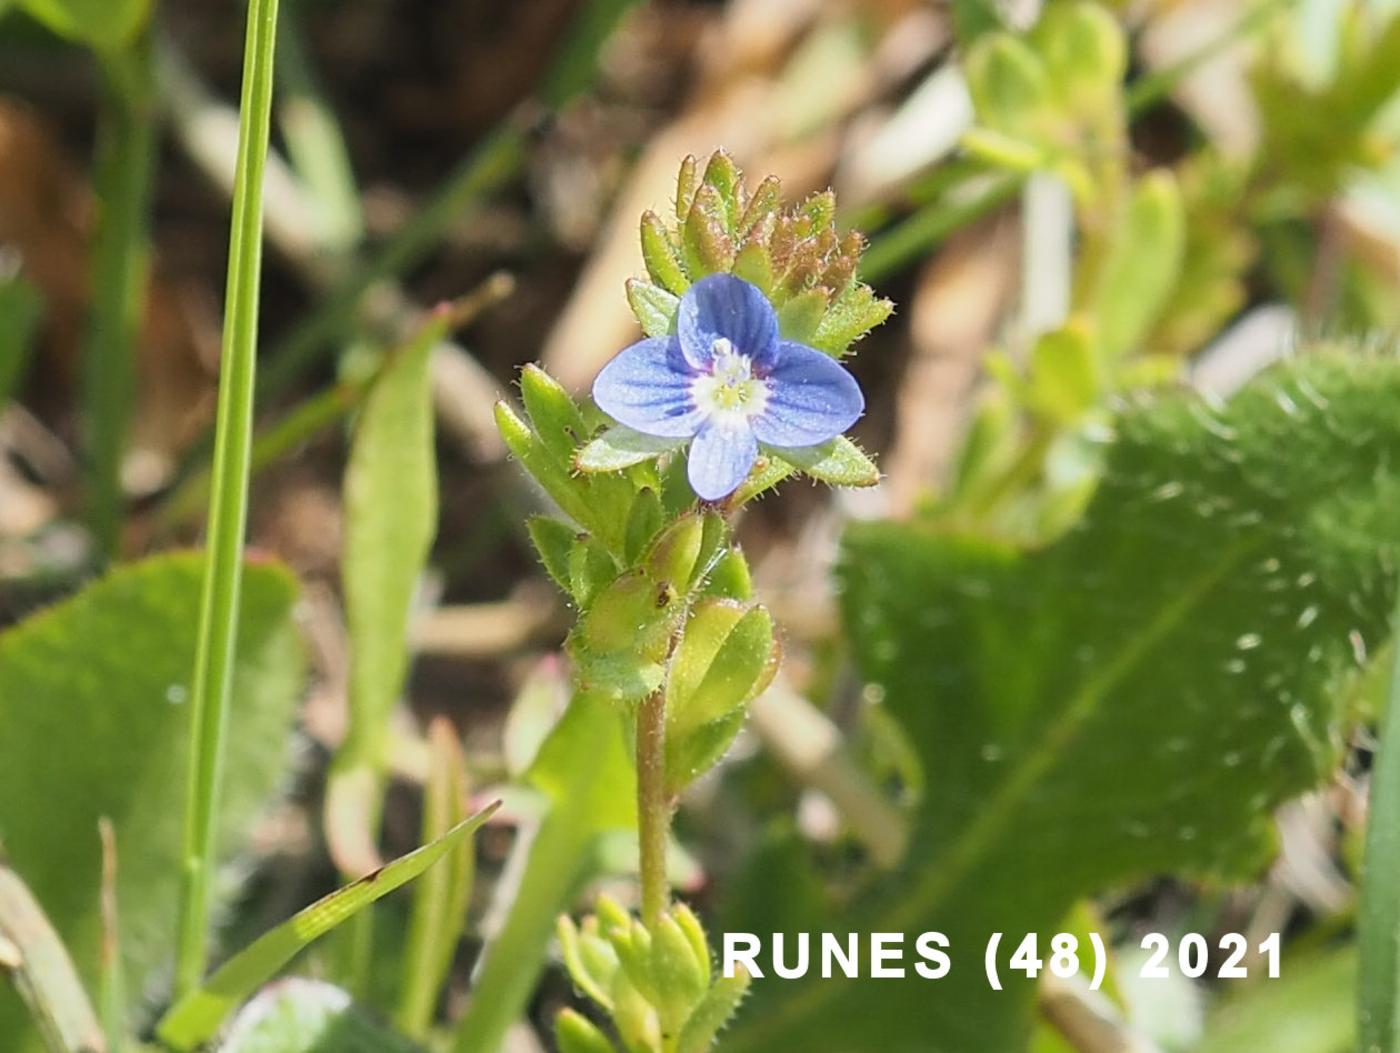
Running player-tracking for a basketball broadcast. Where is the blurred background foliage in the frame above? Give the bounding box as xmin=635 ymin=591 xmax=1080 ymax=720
xmin=2 ymin=0 xmax=1400 ymax=1051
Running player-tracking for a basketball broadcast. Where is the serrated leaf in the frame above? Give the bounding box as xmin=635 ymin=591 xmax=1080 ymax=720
xmin=576 ymin=425 xmax=683 ymax=473
xmin=810 ymin=284 xmax=893 ymax=357
xmin=0 ymin=554 xmax=304 ymax=1051
xmin=766 ymin=436 xmax=879 ymax=488
xmin=157 ymin=804 xmax=498 ymax=1049
xmin=640 ymin=211 xmax=690 ymax=296
xmin=218 ymin=980 xmax=423 ymax=1053
xmin=725 ymin=352 xmax=1400 ymax=1052
xmin=625 ymin=279 xmax=680 ymax=339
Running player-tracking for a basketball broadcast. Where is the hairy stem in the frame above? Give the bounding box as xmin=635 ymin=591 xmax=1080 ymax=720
xmin=636 ymin=686 xmax=670 ymax=927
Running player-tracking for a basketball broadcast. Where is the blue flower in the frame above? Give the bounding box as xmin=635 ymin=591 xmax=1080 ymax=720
xmin=592 ymin=274 xmax=864 ymax=500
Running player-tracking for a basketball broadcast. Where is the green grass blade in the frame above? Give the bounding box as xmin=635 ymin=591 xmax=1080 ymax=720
xmin=0 ymin=860 xmax=105 ymax=1053
xmin=1359 ymin=593 xmax=1400 ymax=1052
xmin=157 ymin=802 xmax=499 ymax=1051
xmin=0 ymin=270 xmax=42 ymax=412
xmin=83 ymin=32 xmax=156 ymax=562
xmin=174 ymin=0 xmax=281 ymax=998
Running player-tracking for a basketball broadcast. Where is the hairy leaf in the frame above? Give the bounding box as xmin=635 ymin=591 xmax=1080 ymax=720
xmin=0 ymin=554 xmax=303 ymax=1050
xmin=724 ymin=352 xmax=1400 ymax=1052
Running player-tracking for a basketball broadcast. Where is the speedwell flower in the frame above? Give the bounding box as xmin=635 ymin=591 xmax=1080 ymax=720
xmin=592 ymin=274 xmax=864 ymax=500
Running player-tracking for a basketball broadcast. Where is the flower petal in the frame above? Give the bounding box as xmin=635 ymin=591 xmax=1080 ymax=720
xmin=678 ymin=274 xmax=779 ymax=369
xmin=750 ymin=340 xmax=864 ymax=447
xmin=687 ymin=420 xmax=759 ymax=500
xmin=592 ymin=336 xmax=704 ymax=438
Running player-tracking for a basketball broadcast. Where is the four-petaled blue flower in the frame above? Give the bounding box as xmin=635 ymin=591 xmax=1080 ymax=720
xmin=592 ymin=274 xmax=864 ymax=500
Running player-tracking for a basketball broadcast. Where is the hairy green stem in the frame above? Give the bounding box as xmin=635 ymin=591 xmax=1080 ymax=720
xmin=84 ymin=32 xmax=156 ymax=562
xmin=636 ymin=687 xmax=671 ymax=927
xmin=174 ymin=0 xmax=281 ymax=996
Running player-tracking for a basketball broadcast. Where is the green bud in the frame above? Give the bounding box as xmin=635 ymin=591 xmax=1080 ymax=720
xmin=676 ymin=970 xmax=751 ymax=1053
xmin=700 ymin=547 xmax=753 ymax=602
xmin=556 ymin=1009 xmax=620 ymax=1053
xmin=665 ymin=600 xmax=778 ymax=792
xmin=683 ymin=184 xmax=737 ymax=277
xmin=644 ymin=512 xmax=706 ymax=591
xmin=640 ymin=210 xmax=690 ymax=295
xmin=569 ymin=569 xmax=682 ymax=703
xmin=520 ymin=364 xmax=586 ymax=463
xmin=1095 ymin=170 xmax=1185 ymax=360
xmin=738 ymin=175 xmax=782 ymax=239
xmin=1038 ymin=1 xmax=1126 ymax=114
xmin=699 ymin=149 xmax=744 ymax=229
xmin=671 ymin=904 xmax=712 ymax=989
xmin=558 ymin=915 xmax=616 ymax=1009
xmin=1029 ymin=319 xmax=1100 ymax=422
xmin=965 ymin=32 xmax=1050 ymax=138
xmin=651 ymin=913 xmax=710 ymax=1038
xmin=624 ymin=487 xmax=665 ymax=563
xmin=675 ymin=154 xmax=701 ymax=222
xmin=594 ymin=893 xmax=632 ymax=935
xmin=608 ymin=919 xmax=658 ymax=1004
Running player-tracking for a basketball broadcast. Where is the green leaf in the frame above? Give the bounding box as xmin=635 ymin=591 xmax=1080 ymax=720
xmin=665 ymin=601 xmax=778 ymax=793
xmin=217 ymin=979 xmax=423 ymax=1053
xmin=0 ymin=271 xmax=42 ymax=412
xmin=1094 ymin=170 xmax=1185 ymax=360
xmin=396 ymin=721 xmax=476 ymax=1039
xmin=157 ymin=803 xmax=498 ymax=1049
xmin=625 ymin=279 xmax=681 ymax=339
xmin=576 ymin=425 xmax=683 ymax=474
xmin=452 ymin=697 xmax=634 ymax=1053
xmin=1201 ymin=947 xmax=1354 ymax=1053
xmin=337 ymin=314 xmax=440 ymax=773
xmin=527 ymin=515 xmax=579 ymax=596
xmin=809 ymin=284 xmax=893 ymax=357
xmin=0 ymin=861 xmax=105 ymax=1053
xmin=766 ymin=436 xmax=880 ymax=488
xmin=641 ymin=211 xmax=690 ymax=296
xmin=521 ymin=363 xmax=587 ymax=463
xmin=682 ymin=185 xmax=736 ymax=278
xmin=19 ymin=0 xmax=149 ymax=48
xmin=556 ymin=1008 xmax=621 ymax=1053
xmin=1028 ymin=322 xmax=1100 ymax=421
xmin=725 ymin=351 xmax=1400 ymax=1052
xmin=0 ymin=554 xmax=303 ymax=1051
xmin=775 ymin=288 xmax=828 ymax=344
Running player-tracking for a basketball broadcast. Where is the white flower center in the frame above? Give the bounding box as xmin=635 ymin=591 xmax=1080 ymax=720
xmin=691 ymin=337 xmax=769 ymax=426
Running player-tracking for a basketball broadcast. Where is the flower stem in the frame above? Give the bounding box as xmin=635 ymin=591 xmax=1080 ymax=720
xmin=174 ymin=0 xmax=281 ymax=997
xmin=636 ymin=686 xmax=670 ymax=927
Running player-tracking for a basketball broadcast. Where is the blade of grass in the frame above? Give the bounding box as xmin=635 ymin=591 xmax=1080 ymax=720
xmin=158 ymin=802 xmax=500 ymax=1051
xmin=859 ymin=172 xmax=1020 ymax=282
xmin=396 ymin=719 xmax=475 ymax=1039
xmin=83 ymin=30 xmax=157 ymax=562
xmin=97 ymin=819 xmax=124 ymax=1053
xmin=1358 ymin=590 xmax=1400 ymax=1051
xmin=173 ymin=0 xmax=281 ymax=997
xmin=0 ymin=268 xmax=43 ymax=413
xmin=0 ymin=855 xmax=106 ymax=1053
xmin=276 ymin=0 xmax=362 ymax=256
